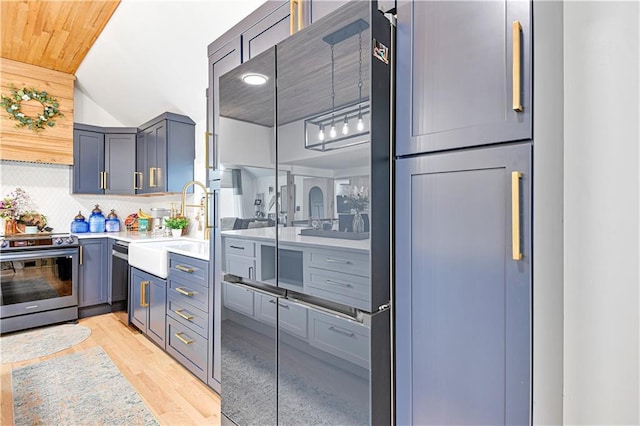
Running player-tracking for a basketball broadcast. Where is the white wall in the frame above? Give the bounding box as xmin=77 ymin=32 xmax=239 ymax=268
xmin=564 ymin=2 xmax=640 ymax=423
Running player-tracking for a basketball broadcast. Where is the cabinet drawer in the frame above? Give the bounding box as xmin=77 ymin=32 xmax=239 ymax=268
xmin=225 ymin=254 xmax=256 ymax=280
xmin=305 ymin=268 xmax=370 ymax=311
xmin=255 ymin=292 xmax=277 ymax=325
xmin=278 ymin=300 xmax=308 ymax=339
xmin=224 ymin=238 xmax=255 ymax=257
xmin=166 ymin=317 xmax=207 ymax=382
xmin=167 ymin=294 xmax=208 ymax=338
xmin=308 ymin=310 xmax=370 ymax=369
xmin=168 ymin=278 xmax=208 ymax=312
xmin=168 ymin=254 xmax=209 ymax=287
xmin=222 ymin=281 xmax=254 ymax=317
xmin=306 ymin=248 xmax=369 ymax=277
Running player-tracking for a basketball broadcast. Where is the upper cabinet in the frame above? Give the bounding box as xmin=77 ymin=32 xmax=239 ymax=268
xmin=73 ymin=124 xmax=137 ymax=195
xmin=396 ymin=0 xmax=532 ymax=156
xmin=135 ymin=113 xmax=195 ymax=195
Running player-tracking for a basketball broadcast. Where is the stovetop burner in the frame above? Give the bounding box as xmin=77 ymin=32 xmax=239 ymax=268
xmin=0 ymin=232 xmax=79 ymax=250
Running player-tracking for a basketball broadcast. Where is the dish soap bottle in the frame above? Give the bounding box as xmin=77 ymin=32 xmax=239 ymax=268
xmin=105 ymin=209 xmax=120 ymax=233
xmin=89 ymin=205 xmax=106 ymax=233
xmin=70 ymin=211 xmax=89 ymax=233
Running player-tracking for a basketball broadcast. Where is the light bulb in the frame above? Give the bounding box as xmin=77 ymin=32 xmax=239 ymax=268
xmin=357 ymin=117 xmax=365 ymax=131
xmin=342 ymin=116 xmax=349 ymax=135
xmin=318 ymin=126 xmax=325 ymax=141
xmin=329 ymin=124 xmax=337 ymax=139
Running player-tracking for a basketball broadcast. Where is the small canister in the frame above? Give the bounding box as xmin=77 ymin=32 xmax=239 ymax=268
xmin=89 ymin=205 xmax=106 ymax=233
xmin=105 ymin=209 xmax=120 ymax=232
xmin=70 ymin=211 xmax=89 ymax=233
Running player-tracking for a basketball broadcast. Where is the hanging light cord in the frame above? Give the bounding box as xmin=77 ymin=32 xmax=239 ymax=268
xmin=331 ymin=44 xmax=335 ymax=127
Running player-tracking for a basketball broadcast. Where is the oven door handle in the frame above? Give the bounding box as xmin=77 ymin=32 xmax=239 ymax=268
xmin=112 ymin=250 xmax=128 ymax=261
xmin=0 ymin=247 xmax=79 ymax=262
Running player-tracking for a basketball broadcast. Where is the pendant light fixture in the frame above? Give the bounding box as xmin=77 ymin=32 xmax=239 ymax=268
xmin=304 ymin=18 xmax=371 ymax=152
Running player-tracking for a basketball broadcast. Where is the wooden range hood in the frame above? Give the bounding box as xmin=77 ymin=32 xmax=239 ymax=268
xmin=0 ymin=1 xmax=120 ymax=165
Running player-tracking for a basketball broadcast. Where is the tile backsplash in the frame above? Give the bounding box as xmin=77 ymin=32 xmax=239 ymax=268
xmin=0 ymin=160 xmax=203 ymax=235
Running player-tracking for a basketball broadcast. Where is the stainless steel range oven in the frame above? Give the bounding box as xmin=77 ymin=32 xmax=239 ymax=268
xmin=0 ymin=233 xmax=79 ymax=334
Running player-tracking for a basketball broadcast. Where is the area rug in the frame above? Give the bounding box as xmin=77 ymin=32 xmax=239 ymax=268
xmin=0 ymin=278 xmax=59 ymax=305
xmin=1 ymin=324 xmax=91 ymax=363
xmin=12 ymin=346 xmax=158 ymax=425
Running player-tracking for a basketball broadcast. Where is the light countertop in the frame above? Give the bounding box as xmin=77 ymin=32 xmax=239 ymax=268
xmin=221 ymin=227 xmax=370 ymax=253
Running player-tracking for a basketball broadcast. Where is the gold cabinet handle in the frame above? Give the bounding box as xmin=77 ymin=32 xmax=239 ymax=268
xmin=175 ymin=265 xmax=195 ymax=273
xmin=512 ymin=171 xmax=523 ymax=260
xmin=141 ymin=280 xmax=149 ymax=307
xmin=103 ymin=171 xmax=108 ymax=190
xmin=176 ymin=287 xmax=195 ymax=297
xmin=99 ymin=171 xmax=105 ymax=190
xmin=205 ymin=131 xmax=213 ymax=170
xmin=156 ymin=167 xmax=161 ymax=187
xmin=79 ymin=245 xmax=83 ymax=265
xmin=512 ymin=20 xmax=523 ymax=112
xmin=175 ymin=309 xmax=194 ymax=321
xmin=289 ymin=0 xmax=303 ymax=35
xmin=149 ymin=167 xmax=156 ymax=187
xmin=174 ymin=332 xmax=194 ymax=345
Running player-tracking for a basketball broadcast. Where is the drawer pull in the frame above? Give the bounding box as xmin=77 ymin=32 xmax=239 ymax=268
xmin=175 ymin=265 xmax=195 ymax=273
xmin=175 ymin=309 xmax=194 ymax=321
xmin=229 ymin=245 xmax=245 ymax=250
xmin=325 ymin=279 xmax=353 ymax=288
xmin=176 ymin=287 xmax=195 ymax=297
xmin=268 ymin=299 xmax=277 ymax=304
xmin=325 ymin=258 xmax=352 ymax=265
xmin=278 ymin=302 xmax=290 ymax=309
xmin=174 ymin=332 xmax=194 ymax=345
xmin=329 ymin=326 xmax=355 ymax=338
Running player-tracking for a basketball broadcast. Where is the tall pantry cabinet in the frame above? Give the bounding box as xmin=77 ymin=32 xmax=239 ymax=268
xmin=395 ymin=1 xmax=532 ymax=424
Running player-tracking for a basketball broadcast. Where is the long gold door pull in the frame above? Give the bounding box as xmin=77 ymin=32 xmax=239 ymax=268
xmin=141 ymin=281 xmax=149 ymax=307
xmin=511 ymin=172 xmax=523 ymax=260
xmin=175 ymin=309 xmax=194 ymax=321
xmin=176 ymin=287 xmax=195 ymax=297
xmin=175 ymin=265 xmax=195 ymax=273
xmin=175 ymin=332 xmax=194 ymax=345
xmin=289 ymin=0 xmax=303 ymax=34
xmin=205 ymin=131 xmax=213 ymax=170
xmin=134 ymin=172 xmax=143 ymax=190
xmin=512 ymin=20 xmax=523 ymax=112
xmin=149 ymin=167 xmax=156 ymax=187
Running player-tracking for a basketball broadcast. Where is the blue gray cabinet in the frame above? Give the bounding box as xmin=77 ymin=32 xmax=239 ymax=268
xmin=131 ymin=267 xmax=166 ymax=348
xmin=135 ymin=112 xmax=195 ymax=194
xmin=73 ymin=124 xmax=137 ymax=194
xmin=73 ymin=127 xmax=104 ymax=194
xmin=165 ymin=253 xmax=210 ymax=382
xmin=395 ymin=143 xmax=532 ymax=425
xmin=78 ymin=238 xmax=108 ymax=308
xmin=396 ymin=0 xmax=532 ymax=156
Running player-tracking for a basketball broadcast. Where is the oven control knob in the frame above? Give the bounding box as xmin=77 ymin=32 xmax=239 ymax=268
xmin=54 ymin=237 xmax=64 ymax=245
xmin=0 ymin=239 xmax=7 ymax=249
xmin=65 ymin=237 xmax=75 ymax=244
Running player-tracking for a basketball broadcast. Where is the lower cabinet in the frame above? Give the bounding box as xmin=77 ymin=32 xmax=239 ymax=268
xmin=165 ymin=254 xmax=211 ymax=383
xmin=131 ymin=267 xmax=166 ymax=349
xmin=78 ymin=238 xmax=109 ymax=318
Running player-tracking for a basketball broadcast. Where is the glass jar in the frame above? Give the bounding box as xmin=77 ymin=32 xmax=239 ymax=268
xmin=88 ymin=205 xmax=106 ymax=233
xmin=70 ymin=211 xmax=89 ymax=233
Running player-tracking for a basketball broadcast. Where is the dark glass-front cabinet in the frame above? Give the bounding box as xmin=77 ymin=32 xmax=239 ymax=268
xmin=395 ymin=143 xmax=532 ymax=424
xmin=396 ymin=0 xmax=532 ymax=155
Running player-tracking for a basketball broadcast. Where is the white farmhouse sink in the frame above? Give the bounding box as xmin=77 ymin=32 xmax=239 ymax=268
xmin=129 ymin=239 xmax=208 ymax=278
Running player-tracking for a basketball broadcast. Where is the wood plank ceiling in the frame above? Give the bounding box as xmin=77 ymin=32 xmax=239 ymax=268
xmin=0 ymin=0 xmax=120 ymax=74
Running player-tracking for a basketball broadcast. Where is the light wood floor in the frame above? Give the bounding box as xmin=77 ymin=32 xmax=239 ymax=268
xmin=0 ymin=313 xmax=221 ymax=425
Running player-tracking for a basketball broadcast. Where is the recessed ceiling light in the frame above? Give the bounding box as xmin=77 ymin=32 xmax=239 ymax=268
xmin=242 ymin=73 xmax=268 ymax=85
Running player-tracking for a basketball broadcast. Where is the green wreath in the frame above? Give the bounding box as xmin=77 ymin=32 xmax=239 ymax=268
xmin=0 ymin=85 xmax=64 ymax=132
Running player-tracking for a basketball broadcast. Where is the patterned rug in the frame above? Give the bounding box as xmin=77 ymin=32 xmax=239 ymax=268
xmin=0 ymin=324 xmax=91 ymax=363
xmin=12 ymin=346 xmax=158 ymax=425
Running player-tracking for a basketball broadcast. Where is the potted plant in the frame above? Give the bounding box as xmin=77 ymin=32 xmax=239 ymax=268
xmin=164 ymin=216 xmax=189 ymax=237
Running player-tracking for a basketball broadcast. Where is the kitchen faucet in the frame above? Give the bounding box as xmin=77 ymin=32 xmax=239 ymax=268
xmin=180 ymin=180 xmax=210 ymax=240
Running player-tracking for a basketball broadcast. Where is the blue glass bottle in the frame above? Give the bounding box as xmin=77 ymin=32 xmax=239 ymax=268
xmin=88 ymin=205 xmax=106 ymax=233
xmin=70 ymin=211 xmax=89 ymax=233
